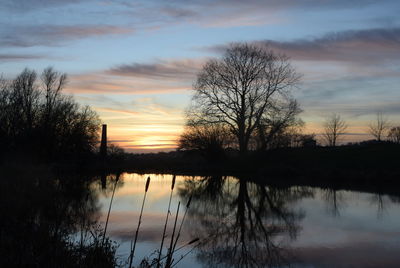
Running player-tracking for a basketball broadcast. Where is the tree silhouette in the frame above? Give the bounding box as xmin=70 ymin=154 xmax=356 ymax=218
xmin=186 ymin=43 xmax=301 ymax=155
xmin=0 ymin=67 xmax=100 ymax=160
xmin=322 ymin=114 xmax=347 ymax=147
xmin=368 ymin=112 xmax=389 ymax=141
xmin=256 ymin=99 xmax=303 ymax=150
xmin=388 ymin=126 xmax=400 ymax=143
xmin=178 ymin=123 xmax=232 ymax=160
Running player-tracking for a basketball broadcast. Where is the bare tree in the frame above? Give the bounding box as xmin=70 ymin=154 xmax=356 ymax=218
xmin=388 ymin=126 xmax=400 ymax=143
xmin=179 ymin=123 xmax=231 ymax=160
xmin=12 ymin=68 xmax=40 ymax=132
xmin=322 ymin=114 xmax=347 ymax=147
xmin=0 ymin=67 xmax=100 ymax=158
xmin=41 ymin=67 xmax=67 ymax=122
xmin=187 ymin=43 xmax=301 ymax=155
xmin=256 ymin=99 xmax=303 ymax=150
xmin=368 ymin=112 xmax=389 ymax=141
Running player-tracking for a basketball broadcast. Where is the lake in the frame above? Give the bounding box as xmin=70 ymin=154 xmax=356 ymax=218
xmin=94 ymin=173 xmax=400 ymax=268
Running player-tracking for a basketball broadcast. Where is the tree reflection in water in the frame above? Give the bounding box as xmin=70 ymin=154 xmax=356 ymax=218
xmin=0 ymin=169 xmax=118 ymax=267
xmin=323 ymin=188 xmax=345 ymax=217
xmin=178 ymin=176 xmax=313 ymax=267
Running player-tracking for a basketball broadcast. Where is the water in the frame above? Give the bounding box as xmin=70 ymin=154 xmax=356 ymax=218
xmin=94 ymin=173 xmax=400 ymax=268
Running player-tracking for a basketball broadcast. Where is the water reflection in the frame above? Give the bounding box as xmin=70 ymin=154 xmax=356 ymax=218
xmin=323 ymin=188 xmax=344 ymax=217
xmin=91 ymin=173 xmax=400 ymax=267
xmin=0 ymin=170 xmax=118 ymax=267
xmin=5 ymin=170 xmax=400 ymax=268
xmin=178 ymin=176 xmax=313 ymax=267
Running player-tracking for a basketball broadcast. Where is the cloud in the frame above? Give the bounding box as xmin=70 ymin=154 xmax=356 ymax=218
xmin=0 ymin=0 xmax=86 ymax=12
xmin=160 ymin=6 xmax=199 ymax=19
xmin=78 ymin=27 xmax=400 ymax=95
xmin=121 ymin=0 xmax=390 ymax=29
xmin=1 ymin=0 xmax=396 ymax=53
xmin=182 ymin=0 xmax=378 ymax=10
xmin=261 ymin=27 xmax=400 ymax=63
xmin=67 ymin=72 xmax=191 ymax=95
xmin=303 ymin=101 xmax=400 ymax=118
xmin=124 ymin=144 xmax=177 ymax=149
xmin=108 ymin=139 xmax=135 ymax=143
xmin=0 ymin=54 xmax=46 ymax=62
xmin=2 ymin=0 xmax=397 ymax=45
xmin=208 ymin=28 xmax=400 ymax=64
xmin=68 ymin=58 xmax=205 ymax=95
xmin=0 ymin=24 xmax=133 ymax=47
xmin=107 ymin=59 xmax=204 ymax=80
xmin=96 ymin=107 xmax=140 ymax=116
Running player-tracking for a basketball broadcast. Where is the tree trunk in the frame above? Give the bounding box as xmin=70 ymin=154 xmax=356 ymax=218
xmin=238 ymin=135 xmax=248 ymax=155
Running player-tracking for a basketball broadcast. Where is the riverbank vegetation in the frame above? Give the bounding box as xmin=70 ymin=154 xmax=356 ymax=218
xmin=0 ymin=67 xmax=100 ymax=163
xmin=0 ymin=164 xmax=118 ymax=267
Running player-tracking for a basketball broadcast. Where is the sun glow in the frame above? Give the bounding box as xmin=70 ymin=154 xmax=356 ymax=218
xmin=107 ymin=124 xmax=182 ymax=152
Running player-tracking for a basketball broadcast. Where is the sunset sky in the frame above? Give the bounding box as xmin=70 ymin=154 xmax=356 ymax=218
xmin=1 ymin=0 xmax=399 ymax=152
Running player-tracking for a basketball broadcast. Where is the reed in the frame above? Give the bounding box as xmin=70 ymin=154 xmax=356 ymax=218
xmin=128 ymin=176 xmax=151 ymax=268
xmin=154 ymin=237 xmax=200 ymax=265
xmin=170 ymin=239 xmax=200 ymax=268
xmin=156 ymin=175 xmax=176 ymax=268
xmin=162 ymin=195 xmax=195 ymax=267
xmin=165 ymin=201 xmax=180 ymax=267
xmin=102 ymin=174 xmax=119 ymax=245
xmin=171 ymin=195 xmax=192 ymax=254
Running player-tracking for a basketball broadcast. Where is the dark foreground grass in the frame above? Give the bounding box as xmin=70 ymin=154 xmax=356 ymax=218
xmin=0 ymin=163 xmax=201 ymax=268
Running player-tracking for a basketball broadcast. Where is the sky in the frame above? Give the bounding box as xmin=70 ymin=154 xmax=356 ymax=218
xmin=1 ymin=0 xmax=399 ymax=152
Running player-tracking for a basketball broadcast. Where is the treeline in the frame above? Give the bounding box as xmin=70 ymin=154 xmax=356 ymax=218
xmin=178 ymin=111 xmax=400 ymax=162
xmin=321 ymin=113 xmax=400 ymax=146
xmin=175 ymin=43 xmax=400 ymax=162
xmin=178 ymin=118 xmax=316 ymax=161
xmin=0 ymin=67 xmax=100 ymax=162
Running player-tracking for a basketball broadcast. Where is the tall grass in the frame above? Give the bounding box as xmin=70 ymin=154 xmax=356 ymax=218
xmin=106 ymin=174 xmax=198 ymax=268
xmin=168 ymin=238 xmax=200 ymax=268
xmin=165 ymin=202 xmax=180 ymax=267
xmin=157 ymin=175 xmax=176 ymax=268
xmin=128 ymin=176 xmax=151 ymax=268
xmin=171 ymin=195 xmax=192 ymax=253
xmin=102 ymin=174 xmax=120 ymax=245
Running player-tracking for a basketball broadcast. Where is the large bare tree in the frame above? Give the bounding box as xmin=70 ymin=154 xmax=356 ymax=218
xmin=322 ymin=114 xmax=347 ymax=146
xmin=187 ymin=43 xmax=300 ymax=154
xmin=368 ymin=112 xmax=389 ymax=141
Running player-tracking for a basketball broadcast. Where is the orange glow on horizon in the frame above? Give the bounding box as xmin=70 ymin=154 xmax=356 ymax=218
xmin=96 ymin=104 xmax=381 ymax=152
xmin=107 ymin=122 xmax=376 ymax=152
xmin=106 ymin=125 xmax=182 ymax=152
xmin=90 ymin=99 xmax=185 ymax=152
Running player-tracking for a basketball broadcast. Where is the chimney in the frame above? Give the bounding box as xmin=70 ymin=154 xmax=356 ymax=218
xmin=100 ymin=124 xmax=107 ymax=159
